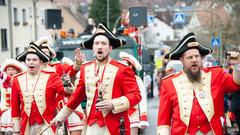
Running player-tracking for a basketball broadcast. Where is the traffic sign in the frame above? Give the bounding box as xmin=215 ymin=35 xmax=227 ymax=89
xmin=147 ymin=15 xmax=155 ymax=24
xmin=211 ymin=37 xmax=221 ymax=47
xmin=174 ymin=13 xmax=185 ymax=24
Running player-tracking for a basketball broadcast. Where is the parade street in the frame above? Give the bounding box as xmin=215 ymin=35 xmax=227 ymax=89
xmin=1 ymin=0 xmax=240 ymax=134
xmin=140 ymin=96 xmax=159 ymax=135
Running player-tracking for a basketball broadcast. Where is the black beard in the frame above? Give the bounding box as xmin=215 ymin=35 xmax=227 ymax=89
xmin=185 ymin=69 xmax=201 ymax=83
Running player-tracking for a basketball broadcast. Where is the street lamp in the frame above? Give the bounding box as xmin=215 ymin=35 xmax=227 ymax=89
xmin=112 ymin=16 xmax=122 ymax=33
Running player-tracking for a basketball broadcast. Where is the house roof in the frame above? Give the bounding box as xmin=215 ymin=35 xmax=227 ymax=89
xmin=193 ymin=1 xmax=231 ymax=26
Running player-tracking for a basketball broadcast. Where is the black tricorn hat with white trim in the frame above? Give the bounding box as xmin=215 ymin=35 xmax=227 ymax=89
xmin=16 ymin=42 xmax=52 ymax=62
xmin=80 ymin=23 xmax=126 ymax=49
xmin=164 ymin=32 xmax=213 ymax=60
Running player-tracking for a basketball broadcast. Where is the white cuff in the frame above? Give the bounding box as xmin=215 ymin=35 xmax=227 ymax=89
xmin=157 ymin=125 xmax=170 ymax=135
xmin=112 ymin=96 xmax=130 ymax=114
xmin=54 ymin=106 xmax=73 ymax=122
xmin=139 ymin=121 xmax=149 ymax=127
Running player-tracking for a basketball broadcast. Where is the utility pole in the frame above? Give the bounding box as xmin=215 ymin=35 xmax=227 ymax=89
xmin=8 ymin=0 xmax=13 ymax=58
xmin=107 ymin=0 xmax=109 ymax=28
xmin=33 ymin=0 xmax=39 ymax=40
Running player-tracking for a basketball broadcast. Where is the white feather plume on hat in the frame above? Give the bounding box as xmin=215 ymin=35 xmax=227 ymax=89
xmin=35 ymin=36 xmax=56 ymax=58
xmin=62 ymin=57 xmax=74 ymax=65
xmin=0 ymin=59 xmax=27 ymax=72
xmin=119 ymin=52 xmax=142 ymax=71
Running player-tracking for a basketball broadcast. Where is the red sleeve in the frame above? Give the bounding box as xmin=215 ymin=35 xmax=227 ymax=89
xmin=65 ymin=65 xmax=77 ymax=77
xmin=11 ymin=78 xmax=21 ymax=118
xmin=119 ymin=67 xmax=142 ymax=107
xmin=157 ymin=80 xmax=172 ymax=126
xmin=215 ymin=68 xmax=240 ymax=93
xmin=66 ymin=66 xmax=86 ymax=110
xmin=48 ymin=73 xmax=68 ymax=96
xmin=5 ymin=76 xmax=11 ymax=84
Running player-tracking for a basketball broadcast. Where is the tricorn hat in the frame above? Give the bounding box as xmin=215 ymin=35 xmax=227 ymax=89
xmin=119 ymin=52 xmax=142 ymax=71
xmin=164 ymin=32 xmax=212 ymax=60
xmin=80 ymin=23 xmax=126 ymax=49
xmin=35 ymin=37 xmax=56 ymax=58
xmin=16 ymin=42 xmax=51 ymax=63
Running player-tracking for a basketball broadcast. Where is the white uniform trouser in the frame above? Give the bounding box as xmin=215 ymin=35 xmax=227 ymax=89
xmin=85 ymin=123 xmax=109 ymax=135
xmin=0 ymin=109 xmax=13 ymax=132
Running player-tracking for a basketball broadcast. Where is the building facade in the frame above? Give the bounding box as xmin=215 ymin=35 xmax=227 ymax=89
xmin=0 ymin=0 xmax=58 ymax=65
xmin=0 ymin=0 xmax=11 ymax=63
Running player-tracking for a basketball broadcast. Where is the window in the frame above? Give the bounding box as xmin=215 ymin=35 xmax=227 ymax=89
xmin=13 ymin=7 xmax=19 ymax=25
xmin=15 ymin=47 xmax=20 ymax=56
xmin=22 ymin=9 xmax=28 ymax=25
xmin=1 ymin=29 xmax=8 ymax=51
xmin=0 ymin=0 xmax=6 ymax=5
xmin=166 ymin=35 xmax=170 ymax=41
xmin=29 ymin=7 xmax=32 ymax=18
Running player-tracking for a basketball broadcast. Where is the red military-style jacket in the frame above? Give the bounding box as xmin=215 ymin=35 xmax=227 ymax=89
xmin=43 ymin=61 xmax=77 ymax=110
xmin=65 ymin=59 xmax=141 ymax=135
xmin=11 ymin=70 xmax=66 ymax=135
xmin=157 ymin=66 xmax=240 ymax=135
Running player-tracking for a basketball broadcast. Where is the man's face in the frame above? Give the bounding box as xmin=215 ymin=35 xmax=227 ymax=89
xmin=180 ymin=49 xmax=202 ymax=82
xmin=67 ymin=32 xmax=74 ymax=38
xmin=5 ymin=66 xmax=19 ymax=77
xmin=41 ymin=48 xmax=50 ymax=57
xmin=92 ymin=35 xmax=112 ymax=62
xmin=25 ymin=54 xmax=42 ymax=74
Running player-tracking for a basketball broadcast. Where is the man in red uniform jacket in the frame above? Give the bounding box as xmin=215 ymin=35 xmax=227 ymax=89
xmin=51 ymin=23 xmax=141 ymax=135
xmin=11 ymin=43 xmax=70 ymax=135
xmin=157 ymin=32 xmax=240 ymax=135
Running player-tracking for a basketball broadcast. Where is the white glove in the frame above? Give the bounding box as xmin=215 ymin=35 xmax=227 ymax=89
xmin=51 ymin=106 xmax=73 ymax=125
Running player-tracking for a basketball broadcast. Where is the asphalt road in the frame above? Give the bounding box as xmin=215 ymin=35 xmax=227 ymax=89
xmin=140 ymin=96 xmax=159 ymax=135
